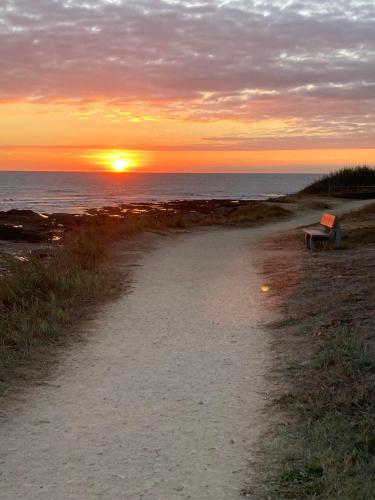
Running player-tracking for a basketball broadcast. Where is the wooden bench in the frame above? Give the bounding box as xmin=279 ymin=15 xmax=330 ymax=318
xmin=303 ymin=213 xmax=341 ymax=250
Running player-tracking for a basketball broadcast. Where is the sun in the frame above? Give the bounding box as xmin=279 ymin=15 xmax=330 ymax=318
xmin=112 ymin=158 xmax=131 ymax=172
xmin=81 ymin=149 xmax=142 ymax=171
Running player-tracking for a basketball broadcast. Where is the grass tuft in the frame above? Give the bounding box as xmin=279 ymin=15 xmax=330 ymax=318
xmin=301 ymin=166 xmax=375 ymax=196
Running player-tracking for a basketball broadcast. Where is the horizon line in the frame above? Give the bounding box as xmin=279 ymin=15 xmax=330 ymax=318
xmin=0 ymin=169 xmax=326 ymax=175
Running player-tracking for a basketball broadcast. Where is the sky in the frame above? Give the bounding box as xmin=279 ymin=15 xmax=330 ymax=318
xmin=0 ymin=0 xmax=374 ymax=172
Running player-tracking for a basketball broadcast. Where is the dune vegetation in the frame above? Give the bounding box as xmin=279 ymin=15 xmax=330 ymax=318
xmin=301 ymin=165 xmax=375 ymax=196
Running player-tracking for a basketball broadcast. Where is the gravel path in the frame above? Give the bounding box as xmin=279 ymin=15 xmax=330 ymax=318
xmin=0 ymin=199 xmax=370 ymax=500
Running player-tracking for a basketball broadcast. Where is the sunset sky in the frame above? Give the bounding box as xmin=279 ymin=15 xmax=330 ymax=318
xmin=0 ymin=0 xmax=374 ymax=172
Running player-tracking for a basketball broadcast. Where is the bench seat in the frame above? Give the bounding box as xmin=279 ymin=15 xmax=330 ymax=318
xmin=303 ymin=228 xmax=330 ymax=238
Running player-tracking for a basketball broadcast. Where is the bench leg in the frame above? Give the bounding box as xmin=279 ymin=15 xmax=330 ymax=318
xmin=305 ymin=234 xmax=315 ymax=250
xmin=304 ymin=234 xmax=319 ymax=250
xmin=333 ymin=230 xmax=342 ymax=249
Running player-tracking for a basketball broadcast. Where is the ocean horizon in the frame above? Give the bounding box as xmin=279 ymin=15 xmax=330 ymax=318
xmin=0 ymin=171 xmax=321 ymax=213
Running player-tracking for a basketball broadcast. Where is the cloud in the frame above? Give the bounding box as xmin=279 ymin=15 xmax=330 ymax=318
xmin=0 ymin=0 xmax=374 ymax=144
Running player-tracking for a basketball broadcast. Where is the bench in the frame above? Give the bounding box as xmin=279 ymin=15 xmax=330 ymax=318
xmin=303 ymin=213 xmax=341 ymax=250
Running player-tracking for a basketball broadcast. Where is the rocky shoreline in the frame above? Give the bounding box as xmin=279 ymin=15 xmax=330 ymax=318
xmin=0 ymin=198 xmax=291 ymax=261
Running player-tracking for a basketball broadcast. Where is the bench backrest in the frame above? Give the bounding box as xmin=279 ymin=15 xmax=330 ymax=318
xmin=320 ymin=213 xmax=336 ymax=228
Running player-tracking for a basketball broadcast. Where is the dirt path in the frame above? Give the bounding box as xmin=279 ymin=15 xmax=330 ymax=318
xmin=0 ymin=198 xmax=370 ymax=500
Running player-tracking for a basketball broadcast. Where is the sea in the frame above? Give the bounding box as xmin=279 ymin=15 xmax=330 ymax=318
xmin=0 ymin=172 xmax=320 ymax=214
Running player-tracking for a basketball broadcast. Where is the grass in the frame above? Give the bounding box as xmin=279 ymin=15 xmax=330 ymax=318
xmin=301 ymin=166 xmax=375 ymax=196
xmin=343 ymin=227 xmax=375 ymax=247
xmin=0 ymin=221 xmax=121 ymax=360
xmin=0 ymin=212 xmax=188 ymax=390
xmin=251 ymin=204 xmax=375 ymax=499
xmin=257 ymin=329 xmax=375 ymax=500
xmin=227 ymin=203 xmax=291 ymax=225
xmin=341 ymin=203 xmax=375 ymax=248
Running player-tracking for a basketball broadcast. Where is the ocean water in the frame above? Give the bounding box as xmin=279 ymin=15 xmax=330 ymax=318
xmin=0 ymin=172 xmax=320 ymax=213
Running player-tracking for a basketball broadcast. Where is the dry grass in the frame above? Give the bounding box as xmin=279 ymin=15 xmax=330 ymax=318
xmin=227 ymin=203 xmax=291 ymax=225
xmin=301 ymin=166 xmax=375 ymax=196
xmin=0 ymin=221 xmax=119 ymax=393
xmin=340 ymin=203 xmax=375 ymax=248
xmin=250 ymin=203 xmax=375 ymax=499
xmin=0 ymin=214 xmax=183 ymax=395
xmin=305 ymin=200 xmax=334 ymax=210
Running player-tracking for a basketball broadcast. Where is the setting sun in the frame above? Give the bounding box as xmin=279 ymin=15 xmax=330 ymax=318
xmin=112 ymin=158 xmax=130 ymax=172
xmin=78 ymin=150 xmax=144 ymax=171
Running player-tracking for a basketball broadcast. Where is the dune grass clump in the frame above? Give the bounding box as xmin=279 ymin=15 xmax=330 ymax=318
xmin=0 ymin=221 xmax=120 ymax=360
xmin=301 ymin=166 xmax=375 ymax=195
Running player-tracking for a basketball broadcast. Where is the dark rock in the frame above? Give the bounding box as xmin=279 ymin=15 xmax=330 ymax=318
xmin=0 ymin=209 xmax=45 ymax=224
xmin=0 ymin=225 xmax=47 ymax=243
xmin=49 ymin=213 xmax=81 ymax=228
xmin=214 ymin=207 xmax=235 ymax=216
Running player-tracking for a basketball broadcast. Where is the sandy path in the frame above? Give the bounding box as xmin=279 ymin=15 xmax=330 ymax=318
xmin=0 ymin=198 xmax=370 ymax=500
